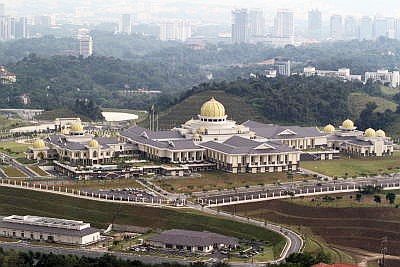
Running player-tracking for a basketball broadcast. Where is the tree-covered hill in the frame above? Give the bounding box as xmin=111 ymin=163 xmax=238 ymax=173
xmin=159 ymin=76 xmax=400 ymax=137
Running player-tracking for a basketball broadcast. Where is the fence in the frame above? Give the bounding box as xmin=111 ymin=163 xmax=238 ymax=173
xmin=0 ymin=179 xmax=171 ymax=207
xmin=200 ymin=180 xmax=400 ymax=207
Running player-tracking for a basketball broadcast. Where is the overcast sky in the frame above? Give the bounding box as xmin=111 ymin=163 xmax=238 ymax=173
xmin=4 ymin=0 xmax=400 ymax=22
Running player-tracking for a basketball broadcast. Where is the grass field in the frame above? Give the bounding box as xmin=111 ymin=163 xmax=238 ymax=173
xmin=155 ymin=171 xmax=308 ymax=193
xmin=0 ymin=115 xmax=30 ymax=131
xmin=155 ymin=90 xmax=267 ymax=129
xmin=348 ymin=92 xmax=397 ymax=118
xmin=0 ymin=186 xmax=285 ymax=259
xmin=28 ymin=166 xmax=49 ymax=176
xmin=0 ymin=141 xmax=29 ymax=158
xmin=220 ymin=199 xmax=400 ymax=257
xmin=1 ymin=166 xmax=27 ymax=177
xmin=301 ymin=152 xmax=400 ymax=177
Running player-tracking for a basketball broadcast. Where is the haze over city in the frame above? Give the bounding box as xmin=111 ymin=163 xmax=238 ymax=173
xmin=0 ymin=1 xmax=399 ymax=267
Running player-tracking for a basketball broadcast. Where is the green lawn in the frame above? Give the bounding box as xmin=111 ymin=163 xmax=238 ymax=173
xmin=2 ymin=166 xmax=27 ymax=177
xmin=28 ymin=166 xmax=49 ymax=176
xmin=348 ymin=92 xmax=397 ymax=118
xmin=0 ymin=187 xmax=285 ymax=259
xmin=0 ymin=141 xmax=29 ymax=158
xmin=301 ymin=152 xmax=400 ymax=177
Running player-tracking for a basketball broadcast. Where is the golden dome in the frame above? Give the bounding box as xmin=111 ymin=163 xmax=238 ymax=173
xmin=70 ymin=122 xmax=84 ymax=132
xmin=364 ymin=128 xmax=376 ymax=137
xmin=61 ymin=128 xmax=69 ymax=135
xmin=323 ymin=124 xmax=335 ymax=133
xmin=32 ymin=139 xmax=46 ymax=149
xmin=200 ymin=97 xmax=226 ymax=118
xmin=342 ymin=119 xmax=354 ymax=129
xmin=88 ymin=140 xmax=99 ymax=148
xmin=376 ymin=129 xmax=386 ymax=137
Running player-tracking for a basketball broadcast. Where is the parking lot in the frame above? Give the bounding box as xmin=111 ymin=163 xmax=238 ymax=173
xmin=83 ymin=188 xmax=163 ymax=203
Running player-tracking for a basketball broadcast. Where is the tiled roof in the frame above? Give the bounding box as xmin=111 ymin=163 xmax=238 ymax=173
xmin=148 ymin=229 xmax=239 ymax=247
xmin=243 ymin=120 xmax=325 ymax=139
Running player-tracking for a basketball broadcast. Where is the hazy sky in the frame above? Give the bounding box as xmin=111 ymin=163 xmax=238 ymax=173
xmin=4 ymin=0 xmax=400 ymax=22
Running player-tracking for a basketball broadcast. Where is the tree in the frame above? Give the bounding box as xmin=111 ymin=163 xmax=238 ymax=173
xmin=374 ymin=195 xmax=381 ymax=204
xmin=386 ymin=192 xmax=396 ymax=204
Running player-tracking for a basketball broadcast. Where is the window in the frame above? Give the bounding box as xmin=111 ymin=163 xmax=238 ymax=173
xmin=21 ymin=232 xmax=24 ymax=238
xmin=30 ymin=234 xmax=34 ymax=239
xmin=12 ymin=232 xmax=16 ymax=237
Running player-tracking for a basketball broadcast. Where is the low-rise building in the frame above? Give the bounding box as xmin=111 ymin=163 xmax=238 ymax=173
xmin=0 ymin=66 xmax=16 ymax=84
xmin=323 ymin=119 xmax=394 ymax=157
xmin=365 ymin=69 xmax=400 ymax=88
xmin=0 ymin=215 xmax=100 ymax=245
xmin=146 ymin=229 xmax=239 ymax=252
xmin=303 ymin=67 xmax=362 ymax=82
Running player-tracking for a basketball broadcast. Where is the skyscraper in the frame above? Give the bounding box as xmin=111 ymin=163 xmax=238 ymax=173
xmin=79 ymin=35 xmax=93 ymax=58
xmin=232 ymin=9 xmax=249 ymax=44
xmin=14 ymin=17 xmax=28 ymax=39
xmin=344 ymin=16 xmax=358 ymax=39
xmin=274 ymin=9 xmax=294 ymax=38
xmin=0 ymin=16 xmax=11 ymax=41
xmin=308 ymin=9 xmax=322 ymax=40
xmin=359 ymin=16 xmax=373 ymax=40
xmin=120 ymin=14 xmax=132 ymax=34
xmin=330 ymin=15 xmax=343 ymax=40
xmin=0 ymin=3 xmax=5 ymax=17
xmin=373 ymin=16 xmax=388 ymax=38
xmin=248 ymin=9 xmax=265 ymax=37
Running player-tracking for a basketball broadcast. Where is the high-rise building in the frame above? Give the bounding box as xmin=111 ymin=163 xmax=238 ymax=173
xmin=308 ymin=9 xmax=322 ymax=40
xmin=159 ymin=20 xmax=191 ymax=41
xmin=120 ymin=14 xmax=132 ymax=34
xmin=359 ymin=16 xmax=373 ymax=40
xmin=386 ymin=17 xmax=396 ymax=39
xmin=274 ymin=9 xmax=294 ymax=38
xmin=79 ymin=35 xmax=93 ymax=58
xmin=0 ymin=16 xmax=11 ymax=41
xmin=14 ymin=17 xmax=28 ymax=39
xmin=33 ymin=15 xmax=52 ymax=27
xmin=232 ymin=9 xmax=249 ymax=44
xmin=330 ymin=15 xmax=343 ymax=40
xmin=0 ymin=3 xmax=5 ymax=17
xmin=344 ymin=16 xmax=358 ymax=39
xmin=395 ymin=19 xmax=400 ymax=40
xmin=248 ymin=9 xmax=265 ymax=38
xmin=373 ymin=16 xmax=388 ymax=38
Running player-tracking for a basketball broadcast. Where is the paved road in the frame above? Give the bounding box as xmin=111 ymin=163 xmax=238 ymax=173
xmin=196 ymin=175 xmax=400 ymax=206
xmin=0 ymin=152 xmax=38 ymax=177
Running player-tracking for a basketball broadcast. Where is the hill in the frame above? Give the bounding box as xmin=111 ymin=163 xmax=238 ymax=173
xmin=348 ymin=92 xmax=397 ymax=118
xmin=156 ymin=90 xmax=267 ymax=129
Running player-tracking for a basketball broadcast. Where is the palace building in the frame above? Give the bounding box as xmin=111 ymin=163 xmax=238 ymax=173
xmin=322 ymin=119 xmax=394 ymax=157
xmin=26 ymin=121 xmax=130 ymax=165
xmin=26 ymin=98 xmax=394 ymax=176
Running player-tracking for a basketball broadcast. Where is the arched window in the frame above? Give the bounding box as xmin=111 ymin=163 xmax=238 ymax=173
xmin=93 ymin=151 xmax=98 ymax=158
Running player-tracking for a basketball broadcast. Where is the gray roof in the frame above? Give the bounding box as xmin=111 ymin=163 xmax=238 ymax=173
xmin=121 ymin=126 xmax=183 ymax=140
xmin=200 ymin=136 xmax=297 ymax=155
xmin=121 ymin=126 xmax=203 ymax=151
xmin=148 ymin=229 xmax=239 ymax=247
xmin=243 ymin=120 xmax=325 ymax=139
xmin=0 ymin=221 xmax=99 ymax=237
xmin=46 ymin=135 xmax=117 ymax=151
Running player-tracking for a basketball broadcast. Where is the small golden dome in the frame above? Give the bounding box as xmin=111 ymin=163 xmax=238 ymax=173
xmin=88 ymin=140 xmax=99 ymax=148
xmin=70 ymin=122 xmax=84 ymax=132
xmin=376 ymin=129 xmax=386 ymax=137
xmin=364 ymin=128 xmax=376 ymax=137
xmin=342 ymin=119 xmax=354 ymax=129
xmin=200 ymin=97 xmax=226 ymax=118
xmin=32 ymin=139 xmax=46 ymax=149
xmin=61 ymin=128 xmax=69 ymax=135
xmin=323 ymin=124 xmax=335 ymax=133
xmin=198 ymin=126 xmax=207 ymax=134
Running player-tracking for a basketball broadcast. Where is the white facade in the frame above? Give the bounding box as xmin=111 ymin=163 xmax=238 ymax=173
xmin=160 ymin=20 xmax=191 ymax=41
xmin=0 ymin=215 xmax=100 ymax=245
xmin=365 ymin=69 xmax=400 ymax=88
xmin=304 ymin=67 xmax=362 ymax=82
xmin=79 ymin=35 xmax=93 ymax=58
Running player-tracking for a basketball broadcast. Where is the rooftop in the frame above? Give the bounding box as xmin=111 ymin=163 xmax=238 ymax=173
xmin=148 ymin=229 xmax=239 ymax=247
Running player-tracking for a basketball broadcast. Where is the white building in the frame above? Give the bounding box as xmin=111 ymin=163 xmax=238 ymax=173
xmin=159 ymin=20 xmax=191 ymax=42
xmin=303 ymin=67 xmax=362 ymax=82
xmin=323 ymin=120 xmax=394 ymax=157
xmin=120 ymin=14 xmax=132 ymax=34
xmin=79 ymin=35 xmax=93 ymax=58
xmin=365 ymin=69 xmax=400 ymax=88
xmin=0 ymin=215 xmax=100 ymax=245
